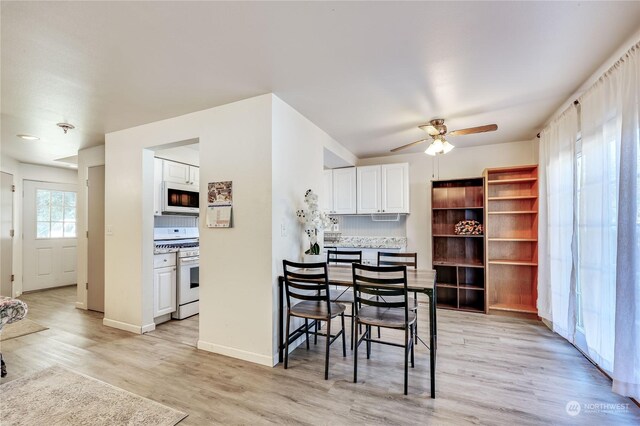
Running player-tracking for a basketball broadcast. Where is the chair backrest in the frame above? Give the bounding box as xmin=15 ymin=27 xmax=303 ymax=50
xmin=282 ymin=260 xmax=331 ymax=312
xmin=352 ymin=263 xmax=409 ymax=321
xmin=377 ymin=251 xmax=417 ymax=269
xmin=327 ymin=249 xmax=362 ymax=265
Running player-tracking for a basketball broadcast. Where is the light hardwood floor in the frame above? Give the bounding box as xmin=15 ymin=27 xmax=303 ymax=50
xmin=1 ymin=286 xmax=638 ymax=425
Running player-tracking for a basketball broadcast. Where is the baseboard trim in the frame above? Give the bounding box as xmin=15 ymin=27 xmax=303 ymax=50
xmin=141 ymin=323 xmax=156 ymax=333
xmin=197 ymin=340 xmax=273 ymax=367
xmin=75 ymin=302 xmax=87 ymax=310
xmin=103 ymin=318 xmax=142 ymax=334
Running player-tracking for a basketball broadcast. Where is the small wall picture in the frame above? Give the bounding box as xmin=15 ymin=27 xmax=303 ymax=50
xmin=208 ymin=181 xmax=232 ymax=205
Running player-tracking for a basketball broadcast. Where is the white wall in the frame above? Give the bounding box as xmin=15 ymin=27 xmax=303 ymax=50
xmin=358 ymin=139 xmax=537 ymax=268
xmin=271 ymin=95 xmax=336 ymax=360
xmin=0 ymin=157 xmax=77 ymax=296
xmin=76 ymin=145 xmax=105 ymax=309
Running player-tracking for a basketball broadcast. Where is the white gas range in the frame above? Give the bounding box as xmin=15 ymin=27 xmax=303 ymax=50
xmin=154 ymin=228 xmax=199 ymax=320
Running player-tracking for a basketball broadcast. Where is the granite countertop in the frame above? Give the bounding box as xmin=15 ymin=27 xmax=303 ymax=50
xmin=324 ymin=236 xmax=407 ymax=249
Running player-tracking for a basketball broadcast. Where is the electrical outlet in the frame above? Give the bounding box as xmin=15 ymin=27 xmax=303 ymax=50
xmin=280 ymin=223 xmax=287 ymax=237
xmin=106 ymin=225 xmax=114 ymax=236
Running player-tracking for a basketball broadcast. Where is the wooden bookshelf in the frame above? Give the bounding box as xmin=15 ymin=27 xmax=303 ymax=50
xmin=484 ymin=165 xmax=539 ymax=319
xmin=431 ymin=178 xmax=485 ymax=313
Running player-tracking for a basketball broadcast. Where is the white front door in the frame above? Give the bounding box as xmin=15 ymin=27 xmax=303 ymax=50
xmin=23 ymin=180 xmax=78 ymax=291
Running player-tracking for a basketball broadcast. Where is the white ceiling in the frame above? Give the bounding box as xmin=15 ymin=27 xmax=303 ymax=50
xmin=2 ymin=2 xmax=640 ymax=166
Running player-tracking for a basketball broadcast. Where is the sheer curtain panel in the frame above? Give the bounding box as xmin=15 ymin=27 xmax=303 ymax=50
xmin=579 ymin=44 xmax=640 ymax=398
xmin=538 ymin=108 xmax=578 ymax=340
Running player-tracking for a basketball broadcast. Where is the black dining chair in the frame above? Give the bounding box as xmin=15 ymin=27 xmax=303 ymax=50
xmin=352 ymin=263 xmax=415 ymax=395
xmin=282 ymin=260 xmax=347 ymax=380
xmin=377 ymin=252 xmax=419 ymax=337
xmin=327 ymin=249 xmax=363 ymax=349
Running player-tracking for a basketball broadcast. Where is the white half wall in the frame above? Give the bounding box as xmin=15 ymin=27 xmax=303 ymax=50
xmin=358 ymin=139 xmax=537 ymax=268
xmin=76 ymin=145 xmax=105 ymax=309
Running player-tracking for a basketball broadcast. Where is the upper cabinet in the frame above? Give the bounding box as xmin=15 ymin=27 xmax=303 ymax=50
xmin=163 ymin=160 xmax=198 ymax=186
xmin=323 ymin=163 xmax=410 ymax=215
xmin=323 ymin=167 xmax=357 ymax=214
xmin=357 ymin=163 xmax=409 ymax=214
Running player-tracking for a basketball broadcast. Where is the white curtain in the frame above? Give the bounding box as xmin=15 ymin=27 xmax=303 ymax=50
xmin=612 ymin=48 xmax=640 ymax=399
xmin=538 ymin=108 xmax=578 ymax=340
xmin=579 ymin=45 xmax=640 ymax=398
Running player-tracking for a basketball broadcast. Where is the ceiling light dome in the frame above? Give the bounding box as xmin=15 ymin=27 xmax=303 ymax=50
xmin=17 ymin=134 xmax=39 ymax=140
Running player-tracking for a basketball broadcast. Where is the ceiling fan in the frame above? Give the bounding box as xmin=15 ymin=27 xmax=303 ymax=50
xmin=390 ymin=119 xmax=498 ymax=155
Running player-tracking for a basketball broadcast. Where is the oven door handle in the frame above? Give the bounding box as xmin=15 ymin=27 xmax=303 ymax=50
xmin=180 ymin=257 xmax=199 ymax=265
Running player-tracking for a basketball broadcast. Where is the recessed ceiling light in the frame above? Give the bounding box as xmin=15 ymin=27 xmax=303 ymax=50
xmin=17 ymin=134 xmax=39 ymax=141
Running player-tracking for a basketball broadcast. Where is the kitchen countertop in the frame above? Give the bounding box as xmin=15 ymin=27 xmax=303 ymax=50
xmin=324 ymin=236 xmax=407 ymax=249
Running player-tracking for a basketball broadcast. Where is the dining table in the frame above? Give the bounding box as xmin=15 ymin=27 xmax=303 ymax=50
xmin=277 ymin=264 xmax=437 ymax=398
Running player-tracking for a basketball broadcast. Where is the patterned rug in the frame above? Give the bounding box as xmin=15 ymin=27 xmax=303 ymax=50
xmin=0 ymin=366 xmax=188 ymax=425
xmin=0 ymin=318 xmax=48 ymax=341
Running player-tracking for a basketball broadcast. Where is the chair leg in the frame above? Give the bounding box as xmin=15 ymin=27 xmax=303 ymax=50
xmin=284 ymin=313 xmax=291 ymax=369
xmin=315 ymin=318 xmax=319 ymax=345
xmin=304 ymin=319 xmax=310 ymax=350
xmin=350 ymin=303 xmax=355 ymax=351
xmin=324 ymin=320 xmax=331 ymax=380
xmin=341 ymin=313 xmax=347 ymax=357
xmin=410 ymin=325 xmax=415 ymax=368
xmin=404 ymin=328 xmax=409 ymax=395
xmin=353 ymin=318 xmax=359 ymax=383
xmin=366 ymin=325 xmax=371 ymax=359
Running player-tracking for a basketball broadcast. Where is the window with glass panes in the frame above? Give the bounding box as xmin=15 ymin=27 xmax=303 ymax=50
xmin=36 ymin=189 xmax=77 ymax=238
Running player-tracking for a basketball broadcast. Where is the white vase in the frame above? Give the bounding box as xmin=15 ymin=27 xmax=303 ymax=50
xmin=303 ymin=254 xmax=324 ymax=264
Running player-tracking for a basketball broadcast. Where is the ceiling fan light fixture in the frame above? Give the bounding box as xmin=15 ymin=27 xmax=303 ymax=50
xmin=442 ymin=141 xmax=455 ymax=154
xmin=425 ymin=143 xmax=440 ymax=156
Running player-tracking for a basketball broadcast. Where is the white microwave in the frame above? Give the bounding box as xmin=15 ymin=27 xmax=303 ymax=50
xmin=163 ymin=182 xmax=199 ymax=215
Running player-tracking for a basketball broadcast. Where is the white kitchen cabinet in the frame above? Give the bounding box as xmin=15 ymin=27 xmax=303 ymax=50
xmin=153 ymin=157 xmax=163 ymax=216
xmin=356 ymin=163 xmax=409 ymax=214
xmin=332 ymin=167 xmax=357 ymax=214
xmin=323 ymin=167 xmax=357 ymax=214
xmin=356 ymin=166 xmax=382 ymax=214
xmin=153 ymin=264 xmax=176 ymax=317
xmin=163 ymin=160 xmax=198 ymax=185
xmin=381 ymin=163 xmax=410 ymax=213
xmin=189 ymin=166 xmax=199 ymax=186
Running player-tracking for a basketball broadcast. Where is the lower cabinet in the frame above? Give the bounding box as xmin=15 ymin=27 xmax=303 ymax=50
xmin=153 ymin=255 xmax=176 ymax=317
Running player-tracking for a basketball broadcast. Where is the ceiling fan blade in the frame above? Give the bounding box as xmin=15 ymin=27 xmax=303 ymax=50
xmin=447 ymin=124 xmax=497 ymax=137
xmin=418 ymin=124 xmax=440 ymax=136
xmin=390 ymin=139 xmax=428 ymax=152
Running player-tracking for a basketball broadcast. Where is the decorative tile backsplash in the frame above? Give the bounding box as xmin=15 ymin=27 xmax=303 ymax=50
xmin=326 ymin=236 xmax=407 ymax=249
xmin=332 ymin=215 xmax=406 ymax=237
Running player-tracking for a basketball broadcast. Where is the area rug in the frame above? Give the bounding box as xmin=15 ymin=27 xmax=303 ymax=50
xmin=0 ymin=366 xmax=188 ymax=425
xmin=0 ymin=318 xmax=48 ymax=341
